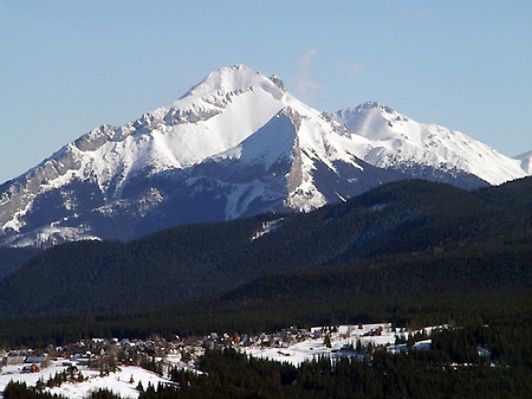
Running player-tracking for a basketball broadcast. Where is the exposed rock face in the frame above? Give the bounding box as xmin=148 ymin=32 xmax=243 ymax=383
xmin=0 ymin=66 xmax=526 ymax=247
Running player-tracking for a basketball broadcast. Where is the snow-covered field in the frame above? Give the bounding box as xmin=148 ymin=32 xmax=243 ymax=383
xmin=243 ymin=323 xmax=438 ymax=366
xmin=0 ymin=322 xmax=446 ymax=397
xmin=0 ymin=363 xmax=68 ymax=397
xmin=0 ymin=362 xmax=171 ymax=399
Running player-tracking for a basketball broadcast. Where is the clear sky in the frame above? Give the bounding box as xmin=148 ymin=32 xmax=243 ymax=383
xmin=1 ymin=0 xmax=531 ymax=183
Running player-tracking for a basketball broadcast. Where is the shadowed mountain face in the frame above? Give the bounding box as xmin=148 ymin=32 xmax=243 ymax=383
xmin=0 ymin=66 xmax=526 ymax=248
xmin=0 ymin=177 xmax=529 ymax=317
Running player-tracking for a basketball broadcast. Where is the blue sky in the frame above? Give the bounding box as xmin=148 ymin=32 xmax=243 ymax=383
xmin=1 ymin=0 xmax=531 ymax=183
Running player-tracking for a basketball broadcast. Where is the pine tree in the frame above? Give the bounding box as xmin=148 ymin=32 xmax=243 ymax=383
xmin=324 ymin=334 xmax=332 ymax=348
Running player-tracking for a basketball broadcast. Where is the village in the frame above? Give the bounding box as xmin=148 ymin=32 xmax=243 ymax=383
xmin=0 ymin=322 xmax=448 ymax=399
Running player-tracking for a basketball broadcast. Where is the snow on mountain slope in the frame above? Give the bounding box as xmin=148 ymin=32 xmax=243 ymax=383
xmin=73 ymin=65 xmax=286 ymax=193
xmin=0 ymin=66 xmax=527 ymax=247
xmin=515 ymin=150 xmax=532 ymax=174
xmin=187 ymin=106 xmax=371 ymax=218
xmin=333 ymin=102 xmax=526 ymax=185
xmin=0 ymin=66 xmax=286 ymax=241
xmin=211 ymin=110 xmax=297 ymax=168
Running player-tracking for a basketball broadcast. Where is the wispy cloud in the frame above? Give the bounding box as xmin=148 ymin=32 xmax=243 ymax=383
xmin=295 ymin=49 xmax=322 ymax=102
xmin=402 ymin=8 xmax=427 ymax=21
xmin=345 ymin=62 xmax=364 ymax=81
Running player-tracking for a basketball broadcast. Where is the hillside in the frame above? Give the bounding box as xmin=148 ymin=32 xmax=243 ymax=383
xmin=0 ymin=177 xmax=529 ymax=320
xmin=1 ymin=224 xmax=529 ymax=347
xmin=0 ymin=247 xmax=40 ymax=281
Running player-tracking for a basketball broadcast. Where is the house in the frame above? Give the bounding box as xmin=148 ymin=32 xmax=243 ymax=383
xmin=477 ymin=345 xmax=491 ymax=358
xmin=412 ymin=340 xmax=432 ymax=351
xmin=25 ymin=355 xmax=46 ymax=364
xmin=6 ymin=355 xmax=26 ymax=365
xmin=21 ymin=364 xmax=40 ymax=373
xmin=387 ymin=343 xmax=408 ymax=354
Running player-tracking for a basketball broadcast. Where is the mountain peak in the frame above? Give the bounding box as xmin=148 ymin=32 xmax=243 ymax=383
xmin=354 ymin=101 xmax=395 ymax=113
xmin=0 ymin=66 xmax=528 ymax=248
xmin=332 ymin=103 xmax=526 ymax=185
xmin=180 ymin=64 xmax=282 ymax=100
xmin=334 ymin=102 xmax=398 ymax=120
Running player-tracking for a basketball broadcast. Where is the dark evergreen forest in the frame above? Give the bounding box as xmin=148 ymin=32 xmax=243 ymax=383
xmin=0 ymin=177 xmax=530 ymax=398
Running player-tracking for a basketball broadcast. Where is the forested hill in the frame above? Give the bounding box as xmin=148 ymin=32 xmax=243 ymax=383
xmin=0 ymin=177 xmax=530 ymax=318
xmin=0 ymin=247 xmax=40 ymax=281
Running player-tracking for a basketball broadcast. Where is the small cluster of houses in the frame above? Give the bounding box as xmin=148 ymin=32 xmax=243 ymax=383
xmin=0 ymin=322 xmax=498 ymax=399
xmin=0 ymin=336 xmax=203 ymax=378
xmin=202 ymin=325 xmax=319 ymax=350
xmin=1 ymin=322 xmax=442 ymax=378
xmin=238 ymin=323 xmax=436 ymax=365
xmin=0 ymin=351 xmax=46 ymax=373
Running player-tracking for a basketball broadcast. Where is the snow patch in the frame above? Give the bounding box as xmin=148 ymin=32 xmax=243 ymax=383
xmin=251 ymin=218 xmax=284 ymax=241
xmin=0 ymin=363 xmax=172 ymax=399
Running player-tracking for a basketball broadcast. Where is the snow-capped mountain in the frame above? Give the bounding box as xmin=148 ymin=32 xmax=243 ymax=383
xmin=332 ymin=102 xmax=526 ymax=185
xmin=0 ymin=65 xmax=527 ymax=247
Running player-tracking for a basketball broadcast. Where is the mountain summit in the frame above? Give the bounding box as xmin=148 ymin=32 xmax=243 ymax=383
xmin=333 ymin=102 xmax=525 ymax=185
xmin=0 ymin=65 xmax=527 ymax=247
